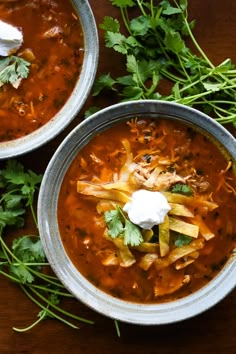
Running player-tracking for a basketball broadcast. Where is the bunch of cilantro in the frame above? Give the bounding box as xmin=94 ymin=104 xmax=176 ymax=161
xmin=0 ymin=160 xmax=94 ymax=331
xmin=91 ymin=0 xmax=236 ymax=127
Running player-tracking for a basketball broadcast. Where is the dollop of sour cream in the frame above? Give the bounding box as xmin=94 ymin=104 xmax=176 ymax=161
xmin=123 ymin=189 xmax=171 ymax=230
xmin=0 ymin=20 xmax=23 ymax=56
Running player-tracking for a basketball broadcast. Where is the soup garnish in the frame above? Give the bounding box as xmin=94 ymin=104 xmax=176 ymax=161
xmin=0 ymin=0 xmax=84 ymax=142
xmin=58 ymin=118 xmax=236 ymax=303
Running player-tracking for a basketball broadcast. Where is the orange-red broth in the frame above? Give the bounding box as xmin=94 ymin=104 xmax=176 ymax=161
xmin=58 ymin=118 xmax=236 ymax=304
xmin=0 ymin=0 xmax=84 ymax=142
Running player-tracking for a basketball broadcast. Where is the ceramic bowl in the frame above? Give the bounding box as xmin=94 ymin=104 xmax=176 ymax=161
xmin=38 ymin=100 xmax=236 ymax=325
xmin=0 ymin=0 xmax=98 ymax=159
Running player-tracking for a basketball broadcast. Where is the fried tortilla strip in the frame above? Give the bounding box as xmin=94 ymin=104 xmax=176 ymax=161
xmin=77 ymin=180 xmax=131 ymax=204
xmin=189 ymin=215 xmax=215 ymax=240
xmin=112 ymin=238 xmax=136 ymax=267
xmin=169 ymin=203 xmax=194 ymax=217
xmin=169 ymin=217 xmax=199 ymax=238
xmin=174 ymin=251 xmax=199 ymax=270
xmin=154 ymin=239 xmax=204 ymax=270
xmin=162 ymin=192 xmax=218 ymax=211
xmin=102 ymin=252 xmax=120 ymax=266
xmin=133 ymin=242 xmax=159 ymax=253
xmin=139 ymin=253 xmax=158 ymax=271
xmin=154 ymin=267 xmax=186 ymax=296
xmin=96 ymin=200 xmax=118 ymax=214
xmin=159 ymin=215 xmax=170 ymax=257
xmin=142 ymin=229 xmax=154 ymax=242
xmin=102 ymin=181 xmax=135 ymax=193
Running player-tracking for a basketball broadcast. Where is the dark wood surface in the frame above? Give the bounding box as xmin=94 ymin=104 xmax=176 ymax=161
xmin=1 ymin=1 xmax=236 ymax=353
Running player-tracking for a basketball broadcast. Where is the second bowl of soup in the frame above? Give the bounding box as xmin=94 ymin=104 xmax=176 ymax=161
xmin=0 ymin=0 xmax=98 ymax=159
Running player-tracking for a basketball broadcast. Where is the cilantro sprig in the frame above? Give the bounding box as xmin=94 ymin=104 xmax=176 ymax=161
xmin=104 ymin=206 xmax=143 ymax=246
xmin=0 ymin=160 xmax=94 ymax=331
xmin=175 ymin=234 xmax=192 ymax=247
xmin=91 ymin=0 xmax=236 ymax=127
xmin=170 ymin=183 xmax=193 ymax=196
xmin=0 ymin=55 xmax=30 ymax=87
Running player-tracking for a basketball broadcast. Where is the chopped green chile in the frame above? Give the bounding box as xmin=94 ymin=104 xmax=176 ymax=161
xmin=0 ymin=0 xmax=84 ymax=142
xmin=58 ymin=118 xmax=236 ymax=304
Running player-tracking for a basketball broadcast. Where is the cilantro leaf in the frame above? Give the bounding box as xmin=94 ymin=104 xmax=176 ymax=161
xmin=2 ymin=160 xmax=42 ymax=188
xmin=84 ymin=106 xmax=100 ymax=118
xmin=123 ymin=218 xmax=143 ymax=246
xmin=0 ymin=160 xmax=42 ymax=207
xmin=130 ymin=16 xmax=151 ymax=36
xmin=104 ymin=31 xmax=128 ymax=54
xmin=1 ymin=159 xmax=26 ymax=185
xmin=93 ymin=73 xmax=117 ymax=96
xmin=100 ymin=16 xmax=120 ymax=32
xmin=9 ymin=263 xmax=35 ymax=284
xmin=175 ymin=234 xmax=192 ymax=247
xmin=160 ymin=0 xmax=182 ymax=15
xmin=122 ymin=85 xmax=144 ymax=100
xmin=0 ymin=207 xmax=25 ymax=228
xmin=111 ymin=0 xmax=135 ymax=8
xmin=116 ymin=75 xmax=134 ymax=86
xmin=171 ymin=183 xmax=193 ymax=196
xmin=202 ymin=81 xmax=222 ymax=92
xmin=12 ymin=236 xmax=46 ymax=263
xmin=0 ymin=56 xmax=30 ymax=87
xmin=104 ymin=207 xmax=143 ymax=246
xmin=104 ymin=209 xmax=124 ymax=238
xmin=164 ymin=29 xmax=186 ymax=53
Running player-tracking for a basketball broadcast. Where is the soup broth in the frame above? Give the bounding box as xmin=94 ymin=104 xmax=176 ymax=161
xmin=58 ymin=118 xmax=236 ymax=303
xmin=0 ymin=0 xmax=84 ymax=141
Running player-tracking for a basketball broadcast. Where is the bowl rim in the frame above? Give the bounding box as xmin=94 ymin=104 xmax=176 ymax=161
xmin=38 ymin=100 xmax=236 ymax=325
xmin=0 ymin=0 xmax=99 ymax=160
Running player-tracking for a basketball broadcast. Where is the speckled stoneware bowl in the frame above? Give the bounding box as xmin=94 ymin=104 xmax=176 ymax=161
xmin=38 ymin=100 xmax=236 ymax=325
xmin=0 ymin=0 xmax=98 ymax=159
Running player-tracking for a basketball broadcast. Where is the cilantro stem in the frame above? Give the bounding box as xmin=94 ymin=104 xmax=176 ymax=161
xmin=29 ymin=268 xmax=67 ymax=288
xmin=29 ymin=204 xmax=38 ymax=228
xmin=14 ymin=285 xmax=80 ymax=331
xmin=0 ymin=232 xmax=67 ymax=290
xmin=174 ymin=0 xmax=215 ymax=69
xmin=29 ymin=286 xmax=94 ymax=325
xmin=0 ymin=269 xmax=22 ymax=283
xmin=150 ymin=0 xmax=154 ymax=18
xmin=136 ymin=0 xmax=147 ymax=17
xmin=120 ymin=7 xmax=131 ymax=35
xmin=160 ymin=69 xmax=186 ymax=83
xmin=114 ymin=319 xmax=121 ymax=338
xmin=29 ymin=283 xmax=74 ymax=297
xmin=13 ymin=309 xmax=48 ymax=333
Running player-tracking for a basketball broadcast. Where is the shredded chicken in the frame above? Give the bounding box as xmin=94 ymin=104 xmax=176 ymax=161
xmin=43 ymin=25 xmax=63 ymax=39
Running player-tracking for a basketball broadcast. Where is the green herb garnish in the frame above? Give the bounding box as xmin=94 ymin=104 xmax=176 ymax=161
xmin=171 ymin=183 xmax=193 ymax=195
xmin=0 ymin=55 xmax=30 ymax=87
xmin=175 ymin=234 xmax=192 ymax=247
xmin=104 ymin=206 xmax=143 ymax=246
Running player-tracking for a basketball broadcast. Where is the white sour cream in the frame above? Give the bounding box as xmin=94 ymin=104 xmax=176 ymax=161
xmin=123 ymin=189 xmax=171 ymax=229
xmin=0 ymin=20 xmax=23 ymax=56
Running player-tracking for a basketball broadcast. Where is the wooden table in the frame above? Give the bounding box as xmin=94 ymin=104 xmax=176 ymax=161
xmin=1 ymin=1 xmax=235 ymax=353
